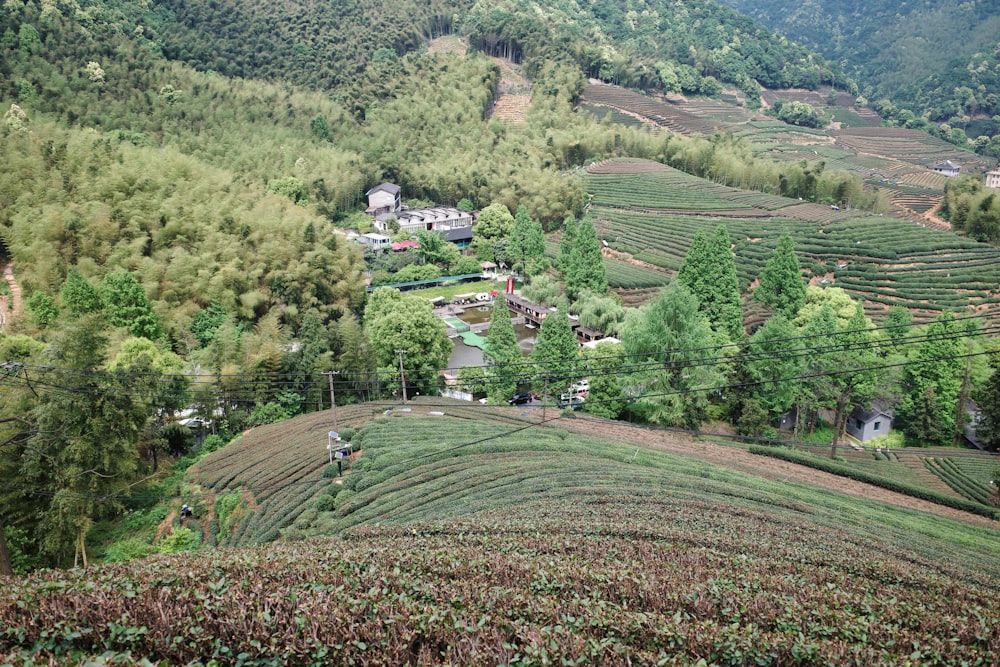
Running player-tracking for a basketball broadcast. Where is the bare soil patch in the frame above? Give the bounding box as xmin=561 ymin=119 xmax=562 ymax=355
xmin=427 ymin=35 xmax=468 ymax=57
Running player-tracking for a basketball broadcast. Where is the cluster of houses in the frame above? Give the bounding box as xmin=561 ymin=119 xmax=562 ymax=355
xmin=358 ymin=183 xmax=476 ymax=251
xmin=931 ymin=162 xmax=1000 ymax=192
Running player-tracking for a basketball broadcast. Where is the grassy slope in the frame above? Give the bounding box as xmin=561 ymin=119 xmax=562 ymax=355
xmin=1 ymin=400 xmax=997 ymax=663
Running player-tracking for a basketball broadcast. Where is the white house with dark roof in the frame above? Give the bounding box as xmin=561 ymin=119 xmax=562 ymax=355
xmin=932 ymin=160 xmax=961 ymax=178
xmin=365 ymin=183 xmax=402 ymax=216
xmin=364 ymin=182 xmax=475 ymax=246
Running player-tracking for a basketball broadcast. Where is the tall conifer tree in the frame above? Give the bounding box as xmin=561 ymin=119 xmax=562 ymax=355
xmin=483 ymin=297 xmax=521 ymax=404
xmin=755 ymin=234 xmax=806 ymax=318
xmin=531 ymin=308 xmax=578 ymax=393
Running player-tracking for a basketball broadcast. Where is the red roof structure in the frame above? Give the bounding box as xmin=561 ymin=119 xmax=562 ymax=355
xmin=391 ymin=240 xmax=420 ymax=251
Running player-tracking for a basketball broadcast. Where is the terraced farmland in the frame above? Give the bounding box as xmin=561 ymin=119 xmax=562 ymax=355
xmin=187 ymin=404 xmax=380 ymax=546
xmin=3 ymin=403 xmax=999 ymax=664
xmin=582 ymin=84 xmax=728 ymax=135
xmin=582 ymin=159 xmax=1000 ymax=314
xmin=832 ymin=127 xmax=989 ymax=170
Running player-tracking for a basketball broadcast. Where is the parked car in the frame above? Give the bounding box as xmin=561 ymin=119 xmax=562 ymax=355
xmin=557 ymin=394 xmax=585 ymax=408
xmin=509 ymin=392 xmax=536 ymax=405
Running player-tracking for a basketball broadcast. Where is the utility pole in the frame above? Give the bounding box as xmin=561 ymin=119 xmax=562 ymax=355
xmin=542 ymin=373 xmax=548 ymax=423
xmin=325 ymin=371 xmax=339 ymax=433
xmin=395 ymin=349 xmax=408 ymax=403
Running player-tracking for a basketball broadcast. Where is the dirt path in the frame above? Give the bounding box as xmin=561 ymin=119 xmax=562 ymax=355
xmin=559 ymin=414 xmax=997 ymax=529
xmin=0 ymin=261 xmax=23 ymax=329
xmin=923 ymin=200 xmax=952 ymax=231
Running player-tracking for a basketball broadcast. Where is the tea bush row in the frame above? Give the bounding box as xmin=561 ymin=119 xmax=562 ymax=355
xmin=748 ymin=446 xmax=1000 ymax=519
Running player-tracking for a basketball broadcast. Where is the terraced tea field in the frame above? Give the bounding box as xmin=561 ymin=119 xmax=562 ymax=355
xmin=3 ymin=403 xmax=998 ymax=664
xmin=832 ymin=127 xmax=989 ymax=170
xmin=583 ymin=159 xmax=1000 ymax=316
xmin=582 ymin=84 xmax=728 ymax=135
xmin=187 ymin=404 xmax=381 ymax=546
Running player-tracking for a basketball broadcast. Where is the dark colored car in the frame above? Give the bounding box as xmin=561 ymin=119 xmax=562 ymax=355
xmin=508 ymin=392 xmax=535 ymax=405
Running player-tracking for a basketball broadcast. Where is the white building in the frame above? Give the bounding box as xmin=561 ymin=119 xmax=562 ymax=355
xmin=932 ymin=160 xmax=961 ymax=178
xmin=364 ymin=182 xmax=475 ymax=246
xmin=986 ymin=170 xmax=1000 ymax=190
xmin=359 ymin=232 xmax=391 ymax=249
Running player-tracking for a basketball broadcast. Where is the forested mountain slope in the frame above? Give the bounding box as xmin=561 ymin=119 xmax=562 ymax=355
xmin=717 ymin=0 xmax=1000 ymax=131
xmin=151 ymin=0 xmax=849 ymax=109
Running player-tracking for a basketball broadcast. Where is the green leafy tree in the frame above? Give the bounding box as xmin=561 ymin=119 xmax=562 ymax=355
xmin=574 ymin=290 xmax=625 ymax=337
xmin=472 ymin=203 xmax=514 ymax=263
xmin=191 ymin=302 xmax=230 ymax=349
xmin=620 ymin=286 xmax=722 ymax=429
xmin=754 ymin=234 xmax=806 ymax=318
xmin=792 ymin=286 xmax=859 ymax=329
xmin=827 ymin=303 xmax=878 ymax=448
xmin=59 ymin=269 xmax=103 ymax=316
xmin=414 ymin=230 xmax=461 ymax=268
xmin=21 ymin=316 xmax=147 ymax=567
xmin=101 ymin=271 xmax=165 ymax=341
xmin=363 ymin=288 xmax=451 ymax=396
xmin=108 ymin=337 xmax=190 ymax=470
xmin=26 ymin=293 xmax=58 ymax=328
xmin=267 ymin=176 xmax=307 ymax=205
xmin=482 ymin=297 xmax=521 ymax=404
xmin=457 ymin=365 xmax=488 ymax=397
xmin=531 ymin=308 xmax=579 ymax=395
xmin=896 ymin=312 xmax=967 ymax=446
xmin=974 ymin=345 xmax=1000 ymax=452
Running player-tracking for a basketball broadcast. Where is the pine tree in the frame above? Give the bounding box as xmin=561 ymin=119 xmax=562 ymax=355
xmin=678 ymin=226 xmax=742 ymax=341
xmin=755 ymin=234 xmax=806 ymax=318
xmin=22 ymin=315 xmax=147 ymax=567
xmin=745 ymin=313 xmax=801 ymax=421
xmin=482 ymin=297 xmax=521 ymax=404
xmin=510 ymin=205 xmax=546 ymax=275
xmin=973 ymin=345 xmax=1000 ymax=452
xmin=557 ymin=215 xmax=579 ymax=284
xmin=677 ymin=230 xmax=710 ymax=297
xmin=568 ymin=217 xmax=607 ymax=298
xmin=706 ymin=225 xmax=742 ymax=341
xmin=531 ymin=308 xmax=579 ymax=394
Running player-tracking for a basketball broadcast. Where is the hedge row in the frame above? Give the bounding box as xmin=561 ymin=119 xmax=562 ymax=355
xmin=748 ymin=445 xmax=1000 ymax=520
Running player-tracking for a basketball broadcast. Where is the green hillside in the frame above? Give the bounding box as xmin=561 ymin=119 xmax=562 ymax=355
xmin=716 ymin=0 xmax=1000 ymax=141
xmin=1 ymin=403 xmax=998 ymax=664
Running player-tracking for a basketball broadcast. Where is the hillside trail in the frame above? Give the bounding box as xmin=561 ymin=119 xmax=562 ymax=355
xmin=0 ymin=260 xmax=23 ymax=329
xmin=558 ymin=414 xmax=997 ymax=529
